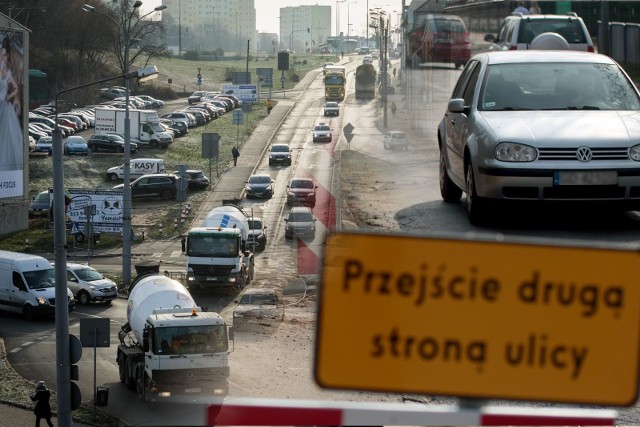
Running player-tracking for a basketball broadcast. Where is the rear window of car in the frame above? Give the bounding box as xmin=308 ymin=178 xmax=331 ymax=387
xmin=289 ymin=211 xmax=313 ymax=222
xmin=517 ymin=19 xmax=588 ymax=44
xmin=272 ymin=145 xmax=290 ymax=152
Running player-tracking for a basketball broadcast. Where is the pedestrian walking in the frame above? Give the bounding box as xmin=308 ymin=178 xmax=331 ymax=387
xmin=30 ymin=381 xmax=53 ymax=427
xmin=390 ymin=101 xmax=397 ymax=117
xmin=180 ymin=235 xmax=186 ymax=252
xmin=393 ymin=68 xmax=397 ymax=78
xmin=231 ymin=146 xmax=240 ymax=166
xmin=267 ymin=99 xmax=273 ymax=115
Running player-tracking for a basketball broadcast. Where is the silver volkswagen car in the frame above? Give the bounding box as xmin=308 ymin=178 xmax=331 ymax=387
xmin=438 ymin=50 xmax=640 ymax=224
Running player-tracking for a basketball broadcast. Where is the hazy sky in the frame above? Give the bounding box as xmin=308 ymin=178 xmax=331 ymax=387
xmin=145 ymin=0 xmax=402 ymax=37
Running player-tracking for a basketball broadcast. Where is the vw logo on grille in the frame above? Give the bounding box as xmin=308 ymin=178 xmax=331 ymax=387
xmin=576 ymin=147 xmax=593 ymax=162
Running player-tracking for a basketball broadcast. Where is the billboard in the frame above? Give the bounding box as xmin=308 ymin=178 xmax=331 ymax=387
xmin=0 ymin=28 xmax=25 ymax=199
xmin=221 ymin=84 xmax=257 ymax=103
xmin=47 ymin=189 xmax=124 ymax=234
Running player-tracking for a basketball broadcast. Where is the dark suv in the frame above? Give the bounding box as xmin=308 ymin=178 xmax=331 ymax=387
xmin=87 ymin=134 xmax=139 ymax=153
xmin=112 ymin=173 xmax=177 ymax=200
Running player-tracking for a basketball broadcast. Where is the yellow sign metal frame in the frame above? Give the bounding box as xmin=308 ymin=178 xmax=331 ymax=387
xmin=315 ymin=232 xmax=640 ymax=406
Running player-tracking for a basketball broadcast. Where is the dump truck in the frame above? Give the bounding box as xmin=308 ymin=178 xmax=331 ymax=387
xmin=185 ymin=204 xmax=255 ymax=291
xmin=355 ymin=63 xmax=377 ymax=100
xmin=117 ymin=274 xmax=232 ymax=401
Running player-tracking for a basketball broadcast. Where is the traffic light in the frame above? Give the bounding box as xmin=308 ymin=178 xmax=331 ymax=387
xmin=70 ymin=334 xmax=82 ymax=411
xmin=277 ymin=52 xmax=289 ymax=71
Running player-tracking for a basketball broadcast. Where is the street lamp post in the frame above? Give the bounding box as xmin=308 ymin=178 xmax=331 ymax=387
xmin=82 ymin=1 xmax=166 ymax=290
xmin=53 ymin=64 xmax=158 ymax=426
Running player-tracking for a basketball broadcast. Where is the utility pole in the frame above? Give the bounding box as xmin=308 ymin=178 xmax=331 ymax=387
xmin=178 ymin=0 xmax=182 ymax=56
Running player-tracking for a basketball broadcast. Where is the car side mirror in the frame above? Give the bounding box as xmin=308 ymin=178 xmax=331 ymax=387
xmin=448 ymin=99 xmax=466 ymax=113
xmin=284 ymin=219 xmax=288 ymax=223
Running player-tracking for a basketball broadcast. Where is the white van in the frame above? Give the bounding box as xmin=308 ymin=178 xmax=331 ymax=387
xmin=0 ymin=250 xmax=75 ymax=320
xmin=106 ymin=158 xmax=166 ymax=181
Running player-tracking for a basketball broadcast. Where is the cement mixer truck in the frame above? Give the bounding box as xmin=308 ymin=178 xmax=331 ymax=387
xmin=117 ymin=274 xmax=232 ymax=402
xmin=184 ymin=204 xmax=255 ymax=291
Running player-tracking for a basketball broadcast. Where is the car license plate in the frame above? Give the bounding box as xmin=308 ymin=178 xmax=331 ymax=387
xmin=206 ymin=277 xmax=217 ymax=281
xmin=185 ymin=388 xmax=201 ymax=393
xmin=554 ymin=171 xmax=618 ymax=186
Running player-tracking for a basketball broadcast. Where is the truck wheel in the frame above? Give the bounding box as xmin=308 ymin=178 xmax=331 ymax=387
xmin=150 ymin=140 xmax=159 ymax=148
xmin=125 ymin=363 xmax=136 ymax=390
xmin=108 ymin=173 xmax=119 ymax=181
xmin=118 ymin=357 xmax=126 ymax=383
xmin=78 ymin=291 xmax=91 ymax=305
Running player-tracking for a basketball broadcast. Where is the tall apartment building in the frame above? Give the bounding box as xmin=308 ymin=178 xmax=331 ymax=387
xmin=279 ymin=5 xmax=331 ymax=54
xmin=162 ymin=0 xmax=257 ymax=53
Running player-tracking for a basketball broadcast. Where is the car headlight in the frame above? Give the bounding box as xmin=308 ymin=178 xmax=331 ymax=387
xmin=495 ymin=142 xmax=537 ymax=162
xmin=36 ymin=296 xmax=47 ymax=305
xmin=630 ymin=145 xmax=640 ymax=161
xmin=287 ymin=191 xmax=295 ymax=197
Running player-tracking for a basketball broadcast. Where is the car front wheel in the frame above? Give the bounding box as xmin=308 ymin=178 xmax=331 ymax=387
xmin=465 ymin=162 xmax=486 ymax=225
xmin=440 ymin=150 xmax=462 ymax=202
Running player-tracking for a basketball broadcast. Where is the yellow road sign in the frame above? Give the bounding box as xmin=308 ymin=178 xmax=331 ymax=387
xmin=315 ymin=232 xmax=640 ymax=406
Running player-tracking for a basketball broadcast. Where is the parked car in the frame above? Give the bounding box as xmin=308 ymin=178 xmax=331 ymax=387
xmin=437 ymin=50 xmax=640 ymax=225
xmin=484 ymin=12 xmax=594 ymax=52
xmin=245 ymin=174 xmax=274 ymax=199
xmin=174 ymin=169 xmax=210 ymax=190
xmin=136 ymin=95 xmax=165 ymax=108
xmin=63 ymin=136 xmax=89 ymax=156
xmin=383 ymin=131 xmax=409 ymax=150
xmin=112 ymin=173 xmax=178 ymax=200
xmin=269 ymin=143 xmax=292 ymax=166
xmin=233 ymin=287 xmax=283 ymax=326
xmin=34 ymin=136 xmax=53 ymax=154
xmin=162 ymin=112 xmax=194 ymax=128
xmin=287 ymin=177 xmax=317 ymax=207
xmin=312 ymin=123 xmax=332 ymax=142
xmin=28 ymin=190 xmax=50 ymax=218
xmin=100 ymin=87 xmax=127 ymax=99
xmin=284 ymin=206 xmax=316 ymax=239
xmin=87 ymin=134 xmax=138 ymax=153
xmin=61 ymin=263 xmax=118 ymax=304
xmin=247 ymin=217 xmax=267 ymax=251
xmin=188 ymin=90 xmax=207 ymax=104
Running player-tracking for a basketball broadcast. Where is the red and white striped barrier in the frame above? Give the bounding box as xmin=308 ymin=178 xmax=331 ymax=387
xmin=206 ymin=398 xmax=617 ymax=426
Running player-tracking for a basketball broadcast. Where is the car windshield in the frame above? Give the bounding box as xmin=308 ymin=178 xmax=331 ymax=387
xmin=248 ymin=219 xmax=262 ymax=230
xmin=326 ymin=103 xmax=338 ymax=107
xmin=249 ymin=175 xmax=270 ymax=184
xmin=391 ymin=133 xmax=406 ymax=139
xmin=34 ymin=192 xmax=49 ymax=203
xmin=271 ymin=145 xmax=289 ymax=152
xmin=73 ymin=267 xmax=104 ymax=282
xmin=315 ymin=126 xmax=330 ymax=131
xmin=291 ymin=180 xmax=314 ymax=189
xmin=289 ymin=211 xmax=314 ymax=222
xmin=239 ymin=292 xmax=277 ymax=305
xmin=479 ymin=62 xmax=640 ymax=111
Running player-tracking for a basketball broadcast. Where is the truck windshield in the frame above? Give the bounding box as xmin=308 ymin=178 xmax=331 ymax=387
xmin=325 ymin=76 xmax=345 ymax=85
xmin=187 ymin=235 xmax=239 ymax=257
xmin=150 ymin=123 xmax=165 ymax=133
xmin=154 ymin=325 xmax=228 ymax=355
xmin=23 ymin=268 xmax=56 ymax=289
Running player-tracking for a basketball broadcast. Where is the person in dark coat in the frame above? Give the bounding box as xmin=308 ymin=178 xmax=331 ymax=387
xmin=231 ymin=146 xmax=240 ymax=166
xmin=30 ymin=381 xmax=54 ymax=427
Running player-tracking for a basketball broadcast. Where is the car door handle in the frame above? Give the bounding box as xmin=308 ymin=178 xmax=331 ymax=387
xmin=450 ymin=118 xmax=456 ymax=125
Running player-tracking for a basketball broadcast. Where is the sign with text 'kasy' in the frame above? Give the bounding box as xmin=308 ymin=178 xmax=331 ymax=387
xmin=315 ymin=233 xmax=640 ymax=406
